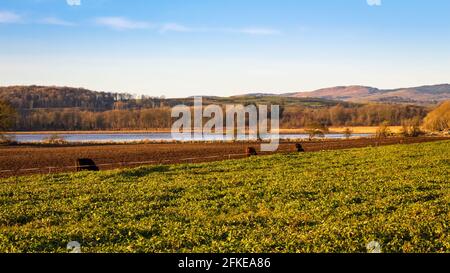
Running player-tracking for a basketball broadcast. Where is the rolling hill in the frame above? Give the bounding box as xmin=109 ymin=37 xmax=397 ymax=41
xmin=0 ymin=85 xmax=344 ymax=111
xmin=287 ymin=84 xmax=450 ymax=104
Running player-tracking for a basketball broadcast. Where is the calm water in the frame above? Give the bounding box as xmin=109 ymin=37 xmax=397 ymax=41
xmin=8 ymin=133 xmax=372 ymax=143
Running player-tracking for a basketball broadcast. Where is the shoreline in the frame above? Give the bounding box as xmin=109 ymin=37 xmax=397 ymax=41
xmin=5 ymin=126 xmax=403 ymax=135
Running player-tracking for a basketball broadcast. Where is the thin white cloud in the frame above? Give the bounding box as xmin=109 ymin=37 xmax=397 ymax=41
xmin=234 ymin=27 xmax=280 ymax=35
xmin=0 ymin=11 xmax=21 ymax=24
xmin=66 ymin=0 xmax=81 ymax=6
xmin=95 ymin=17 xmax=151 ymax=30
xmin=159 ymin=23 xmax=193 ymax=33
xmin=367 ymin=0 xmax=382 ymax=6
xmin=93 ymin=17 xmax=279 ymax=35
xmin=158 ymin=24 xmax=280 ymax=35
xmin=40 ymin=17 xmax=76 ymax=26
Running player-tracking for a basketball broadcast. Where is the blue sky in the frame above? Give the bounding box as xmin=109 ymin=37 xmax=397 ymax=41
xmin=1 ymin=0 xmax=450 ymax=97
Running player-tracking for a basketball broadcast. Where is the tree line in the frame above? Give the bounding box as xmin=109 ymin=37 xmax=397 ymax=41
xmin=10 ymin=104 xmax=429 ymax=131
xmin=0 ymin=86 xmax=170 ymax=111
xmin=1 ymin=85 xmax=447 ymax=131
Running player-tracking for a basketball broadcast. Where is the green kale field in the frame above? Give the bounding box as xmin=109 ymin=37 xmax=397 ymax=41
xmin=0 ymin=141 xmax=449 ymax=253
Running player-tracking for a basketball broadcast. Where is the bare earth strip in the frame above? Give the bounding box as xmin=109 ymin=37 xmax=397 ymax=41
xmin=1 ymin=137 xmax=448 ymax=178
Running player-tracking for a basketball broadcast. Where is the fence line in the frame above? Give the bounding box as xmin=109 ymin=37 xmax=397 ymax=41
xmin=0 ymin=147 xmax=296 ymax=176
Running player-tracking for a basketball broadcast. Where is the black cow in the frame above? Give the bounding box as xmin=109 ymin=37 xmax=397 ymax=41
xmin=295 ymin=143 xmax=305 ymax=152
xmin=246 ymin=147 xmax=258 ymax=157
xmin=76 ymin=158 xmax=99 ymax=172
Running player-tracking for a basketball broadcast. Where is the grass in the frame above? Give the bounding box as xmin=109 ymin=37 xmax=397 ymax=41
xmin=0 ymin=141 xmax=449 ymax=253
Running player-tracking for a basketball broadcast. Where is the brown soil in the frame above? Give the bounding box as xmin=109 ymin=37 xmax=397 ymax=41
xmin=1 ymin=137 xmax=448 ymax=178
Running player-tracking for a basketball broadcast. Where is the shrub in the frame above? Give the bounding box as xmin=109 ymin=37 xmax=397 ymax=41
xmin=376 ymin=121 xmax=392 ymax=138
xmin=305 ymin=123 xmax=329 ymax=140
xmin=423 ymin=101 xmax=450 ymax=132
xmin=43 ymin=134 xmax=67 ymax=145
xmin=400 ymin=118 xmax=424 ymax=137
xmin=343 ymin=128 xmax=353 ymax=139
xmin=0 ymin=134 xmax=17 ymax=145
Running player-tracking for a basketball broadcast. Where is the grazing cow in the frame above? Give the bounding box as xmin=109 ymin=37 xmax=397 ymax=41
xmin=295 ymin=143 xmax=305 ymax=152
xmin=76 ymin=158 xmax=99 ymax=172
xmin=246 ymin=147 xmax=258 ymax=157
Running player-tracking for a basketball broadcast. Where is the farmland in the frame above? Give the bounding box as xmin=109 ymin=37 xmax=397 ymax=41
xmin=0 ymin=137 xmax=448 ymax=177
xmin=0 ymin=140 xmax=449 ymax=253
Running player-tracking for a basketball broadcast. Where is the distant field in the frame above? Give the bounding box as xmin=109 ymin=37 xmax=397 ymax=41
xmin=0 ymin=141 xmax=449 ymax=253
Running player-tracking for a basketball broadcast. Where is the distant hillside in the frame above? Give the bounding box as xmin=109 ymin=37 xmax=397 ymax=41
xmin=0 ymin=85 xmax=174 ymax=111
xmin=288 ymin=84 xmax=450 ymax=104
xmin=3 ymin=85 xmax=447 ymax=110
xmin=0 ymin=85 xmax=343 ymax=111
xmin=0 ymin=86 xmax=119 ymax=110
xmin=0 ymin=85 xmax=429 ymax=131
